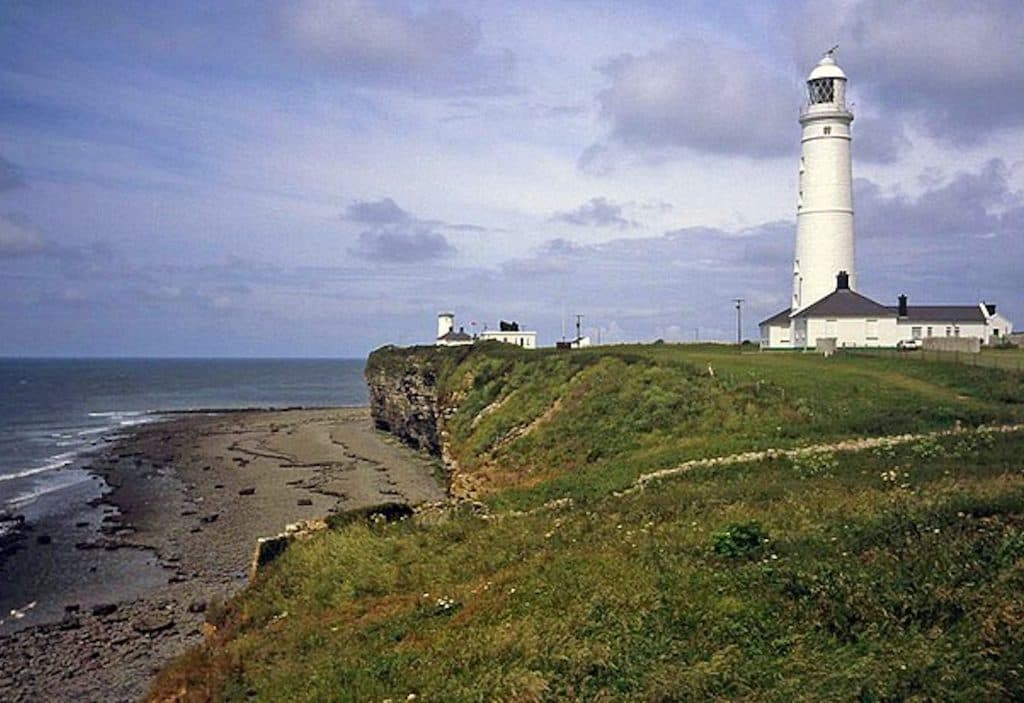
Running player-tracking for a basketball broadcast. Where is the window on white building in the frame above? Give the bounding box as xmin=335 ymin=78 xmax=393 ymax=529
xmin=954 ymin=326 xmax=960 ymax=337
xmin=826 ymin=319 xmax=837 ymax=336
xmin=927 ymin=326 xmax=933 ymax=337
xmin=823 ymin=126 xmax=832 ymax=135
xmin=866 ymin=319 xmax=878 ymax=340
xmin=911 ymin=326 xmax=922 ymax=339
xmin=946 ymin=326 xmax=952 ymax=337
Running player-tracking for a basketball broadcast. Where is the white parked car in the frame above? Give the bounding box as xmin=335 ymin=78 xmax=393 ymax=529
xmin=897 ymin=339 xmax=923 ymax=351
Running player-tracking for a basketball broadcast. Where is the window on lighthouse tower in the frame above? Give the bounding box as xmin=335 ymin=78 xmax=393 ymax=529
xmin=808 ymin=78 xmax=834 ymax=104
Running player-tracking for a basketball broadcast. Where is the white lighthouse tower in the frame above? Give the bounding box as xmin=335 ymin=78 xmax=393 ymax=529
xmin=791 ymin=49 xmax=855 ymax=313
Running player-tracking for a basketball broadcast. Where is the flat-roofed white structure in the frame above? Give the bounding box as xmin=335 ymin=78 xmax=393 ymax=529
xmin=479 ymin=329 xmax=537 ymax=349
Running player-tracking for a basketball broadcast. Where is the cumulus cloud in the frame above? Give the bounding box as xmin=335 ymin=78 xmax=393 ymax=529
xmin=345 ymin=197 xmax=456 ymax=263
xmin=344 ymin=197 xmax=410 ymax=224
xmin=593 ymin=37 xmax=797 ymax=158
xmin=0 ymin=156 xmax=25 ymax=192
xmin=0 ymin=213 xmax=50 ymax=257
xmin=855 ymin=159 xmax=1018 ymax=242
xmin=551 ymin=197 xmax=637 ymax=229
xmin=849 ymin=160 xmax=1024 ymax=309
xmin=852 ymin=116 xmax=911 ymax=164
xmin=351 ymin=227 xmax=455 ymax=263
xmin=277 ymin=0 xmax=514 ymax=94
xmin=797 ymin=0 xmax=1024 ymax=144
xmin=485 ymin=221 xmax=796 ymax=341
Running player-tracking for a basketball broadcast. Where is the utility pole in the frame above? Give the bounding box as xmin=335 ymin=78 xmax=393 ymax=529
xmin=733 ymin=299 xmax=744 ymax=348
xmin=575 ymin=314 xmax=584 ymax=345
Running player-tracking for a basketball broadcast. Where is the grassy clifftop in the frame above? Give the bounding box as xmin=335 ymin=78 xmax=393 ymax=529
xmin=155 ymin=345 xmax=1024 ymax=701
xmin=373 ymin=342 xmax=1023 ymax=508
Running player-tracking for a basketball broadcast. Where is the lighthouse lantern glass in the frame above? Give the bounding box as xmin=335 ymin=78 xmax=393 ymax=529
xmin=808 ymin=78 xmax=834 ymax=104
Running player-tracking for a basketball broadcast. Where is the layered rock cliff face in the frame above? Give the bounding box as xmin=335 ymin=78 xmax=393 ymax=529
xmin=366 ymin=358 xmax=443 ymax=455
xmin=365 ymin=346 xmax=470 ymax=461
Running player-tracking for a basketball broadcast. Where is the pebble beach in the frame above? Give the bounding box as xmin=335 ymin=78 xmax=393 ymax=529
xmin=0 ymin=407 xmax=445 ymax=702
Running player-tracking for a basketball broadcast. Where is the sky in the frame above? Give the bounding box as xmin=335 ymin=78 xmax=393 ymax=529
xmin=1 ymin=0 xmax=1022 ymax=357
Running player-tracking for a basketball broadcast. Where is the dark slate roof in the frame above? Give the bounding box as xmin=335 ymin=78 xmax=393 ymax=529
xmin=759 ymin=307 xmax=791 ymax=326
xmin=793 ymin=288 xmax=895 ymax=318
xmin=889 ymin=305 xmax=985 ymax=323
xmin=438 ymin=329 xmax=473 ymax=342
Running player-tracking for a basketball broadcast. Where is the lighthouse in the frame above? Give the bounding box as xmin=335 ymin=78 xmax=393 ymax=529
xmin=759 ymin=51 xmax=1014 ymax=351
xmin=791 ymin=49 xmax=855 ymax=313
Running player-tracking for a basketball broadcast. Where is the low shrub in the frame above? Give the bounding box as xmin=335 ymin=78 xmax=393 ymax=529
xmin=712 ymin=521 xmax=769 ymax=559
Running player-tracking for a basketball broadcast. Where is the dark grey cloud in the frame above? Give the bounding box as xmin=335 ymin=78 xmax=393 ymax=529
xmin=0 ymin=156 xmax=25 ymax=192
xmin=551 ymin=197 xmax=637 ymax=229
xmin=490 ymin=220 xmax=795 ymax=341
xmin=851 ymin=160 xmax=1024 ymax=311
xmin=277 ymin=0 xmax=515 ymax=94
xmin=593 ymin=37 xmax=797 ymax=158
xmin=344 ymin=197 xmax=410 ymax=225
xmin=0 ymin=213 xmax=50 ymax=257
xmin=351 ymin=226 xmax=455 ymax=263
xmin=798 ymin=0 xmax=1024 ymax=144
xmin=852 ymin=116 xmax=911 ymax=164
xmin=344 ymin=198 xmax=456 ymax=263
xmin=855 ymin=159 xmax=1017 ymax=242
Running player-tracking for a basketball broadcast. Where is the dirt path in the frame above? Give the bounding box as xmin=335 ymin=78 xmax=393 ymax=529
xmin=627 ymin=422 xmax=1024 ymax=494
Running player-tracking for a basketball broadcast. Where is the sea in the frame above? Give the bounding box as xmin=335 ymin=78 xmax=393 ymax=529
xmin=0 ymin=358 xmax=367 ymax=525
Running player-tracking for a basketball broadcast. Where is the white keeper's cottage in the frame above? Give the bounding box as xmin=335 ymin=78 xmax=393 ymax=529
xmin=760 ymin=51 xmax=1013 ymax=350
xmin=435 ymin=312 xmax=537 ymax=349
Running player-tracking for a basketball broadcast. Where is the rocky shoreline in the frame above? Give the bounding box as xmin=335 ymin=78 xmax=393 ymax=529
xmin=0 ymin=407 xmax=446 ymax=702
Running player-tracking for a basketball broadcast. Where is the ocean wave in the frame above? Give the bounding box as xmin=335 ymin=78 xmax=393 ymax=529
xmin=87 ymin=410 xmax=145 ymax=419
xmin=4 ymin=472 xmax=90 ymax=509
xmin=76 ymin=426 xmax=110 ymax=438
xmin=0 ymin=452 xmax=77 ymax=483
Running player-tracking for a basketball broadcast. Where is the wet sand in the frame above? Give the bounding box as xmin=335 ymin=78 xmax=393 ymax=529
xmin=0 ymin=407 xmax=445 ymax=702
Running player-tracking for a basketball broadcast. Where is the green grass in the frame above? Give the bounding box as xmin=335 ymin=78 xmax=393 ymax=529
xmin=383 ymin=343 xmax=1023 ymax=511
xmin=154 ymin=345 xmax=1024 ymax=701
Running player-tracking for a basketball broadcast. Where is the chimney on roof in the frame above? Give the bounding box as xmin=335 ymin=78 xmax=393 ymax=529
xmin=836 ymin=270 xmax=850 ymax=290
xmin=898 ymin=294 xmax=908 ymax=317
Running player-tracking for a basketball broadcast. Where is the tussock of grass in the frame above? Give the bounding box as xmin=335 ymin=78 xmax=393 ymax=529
xmin=153 ymin=346 xmax=1024 ymax=701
